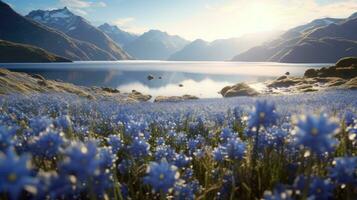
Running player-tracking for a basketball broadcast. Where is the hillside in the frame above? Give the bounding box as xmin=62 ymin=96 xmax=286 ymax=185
xmin=232 ymin=13 xmax=357 ymax=63
xmin=27 ymin=7 xmax=131 ymax=60
xmin=0 ymin=1 xmax=116 ymax=61
xmin=0 ymin=40 xmax=70 ymax=63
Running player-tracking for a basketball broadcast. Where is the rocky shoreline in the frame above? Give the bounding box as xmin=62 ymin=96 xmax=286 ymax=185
xmin=220 ymin=57 xmax=357 ymax=97
xmin=0 ymin=68 xmax=201 ymax=103
xmin=1 ymin=57 xmax=356 ymax=102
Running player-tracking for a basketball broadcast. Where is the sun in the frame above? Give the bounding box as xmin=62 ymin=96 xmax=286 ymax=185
xmin=239 ymin=2 xmax=281 ymax=33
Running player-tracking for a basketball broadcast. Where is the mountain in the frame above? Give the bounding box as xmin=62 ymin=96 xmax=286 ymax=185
xmin=169 ymin=39 xmax=212 ymax=61
xmin=0 ymin=40 xmax=70 ymax=63
xmin=98 ymin=23 xmax=139 ymax=47
xmin=27 ymin=7 xmax=130 ymax=60
xmin=232 ymin=13 xmax=357 ymax=63
xmin=0 ymin=1 xmax=116 ymax=61
xmin=123 ymin=30 xmax=189 ymax=60
xmin=169 ymin=31 xmax=279 ymax=61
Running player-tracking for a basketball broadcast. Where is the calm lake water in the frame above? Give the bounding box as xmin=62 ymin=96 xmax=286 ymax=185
xmin=1 ymin=61 xmax=329 ymax=98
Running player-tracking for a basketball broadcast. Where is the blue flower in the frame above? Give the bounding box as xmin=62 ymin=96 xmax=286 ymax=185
xmin=187 ymin=139 xmax=200 ymax=152
xmin=54 ymin=115 xmax=72 ymax=130
xmin=225 ymin=138 xmax=246 ymax=160
xmin=30 ymin=131 xmax=64 ymax=159
xmin=0 ymin=126 xmax=17 ymax=152
xmin=107 ymin=135 xmax=123 ymax=154
xmin=144 ymin=160 xmax=180 ymax=194
xmin=118 ymin=159 xmax=134 ymax=175
xmin=0 ymin=148 xmax=37 ymax=200
xmin=343 ymin=110 xmax=355 ymax=127
xmin=295 ymin=114 xmax=339 ymax=155
xmin=220 ymin=128 xmax=237 ymax=143
xmin=248 ymin=100 xmax=278 ymax=128
xmin=129 ymin=137 xmax=150 ymax=158
xmin=98 ymin=147 xmax=117 ymax=169
xmin=28 ymin=116 xmax=53 ymax=136
xmin=59 ymin=141 xmax=100 ymax=182
xmin=293 ymin=176 xmax=334 ymax=200
xmin=174 ymin=153 xmax=191 ymax=168
xmin=309 ymin=177 xmax=334 ymax=200
xmin=155 ymin=145 xmax=175 ymax=162
xmin=174 ymin=184 xmax=195 ymax=200
xmin=263 ymin=185 xmax=293 ymax=200
xmin=329 ymin=157 xmax=357 ymax=185
xmin=213 ymin=146 xmax=226 ymax=162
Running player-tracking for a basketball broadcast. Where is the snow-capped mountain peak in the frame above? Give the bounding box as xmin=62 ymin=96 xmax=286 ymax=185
xmin=27 ymin=7 xmax=80 ymax=33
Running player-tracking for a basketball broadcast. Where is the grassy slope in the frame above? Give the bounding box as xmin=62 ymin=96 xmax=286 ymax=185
xmin=0 ymin=40 xmax=71 ymax=63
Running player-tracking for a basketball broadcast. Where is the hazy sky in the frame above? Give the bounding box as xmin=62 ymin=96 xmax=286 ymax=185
xmin=4 ymin=0 xmax=357 ymax=40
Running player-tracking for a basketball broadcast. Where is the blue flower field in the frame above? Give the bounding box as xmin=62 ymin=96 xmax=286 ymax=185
xmin=0 ymin=90 xmax=356 ymax=199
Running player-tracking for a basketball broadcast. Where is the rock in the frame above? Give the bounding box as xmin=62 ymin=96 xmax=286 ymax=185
xmin=267 ymin=77 xmax=303 ymax=88
xmin=304 ymin=69 xmax=318 ymax=78
xmin=325 ymin=78 xmax=347 ymax=87
xmin=344 ymin=77 xmax=357 ymax=90
xmin=154 ymin=95 xmax=199 ymax=102
xmin=101 ymin=87 xmax=120 ymax=93
xmin=147 ymin=75 xmax=154 ymax=80
xmin=179 ymin=84 xmax=183 ymax=87
xmin=277 ymin=75 xmax=287 ymax=80
xmin=296 ymin=84 xmax=313 ymax=90
xmin=0 ymin=69 xmax=148 ymax=103
xmin=285 ymin=72 xmax=290 ymax=75
xmin=0 ymin=68 xmax=10 ymax=76
xmin=300 ymin=88 xmax=318 ymax=93
xmin=220 ymin=83 xmax=259 ymax=97
xmin=304 ymin=57 xmax=357 ymax=79
xmin=31 ymin=74 xmax=46 ymax=81
xmin=336 ymin=57 xmax=357 ymax=68
xmin=129 ymin=90 xmax=151 ymax=101
xmin=37 ymin=80 xmax=48 ymax=86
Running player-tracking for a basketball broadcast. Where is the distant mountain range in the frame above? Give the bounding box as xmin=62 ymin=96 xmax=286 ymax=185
xmin=0 ymin=0 xmax=356 ymax=63
xmin=27 ymin=7 xmax=130 ymax=60
xmin=123 ymin=30 xmax=190 ymax=60
xmin=0 ymin=1 xmax=119 ymax=61
xmin=169 ymin=32 xmax=279 ymax=61
xmin=98 ymin=23 xmax=139 ymax=47
xmin=0 ymin=40 xmax=70 ymax=63
xmin=232 ymin=13 xmax=357 ymax=63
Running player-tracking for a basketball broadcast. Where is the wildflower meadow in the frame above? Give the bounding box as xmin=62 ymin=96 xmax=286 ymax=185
xmin=0 ymin=90 xmax=356 ymax=200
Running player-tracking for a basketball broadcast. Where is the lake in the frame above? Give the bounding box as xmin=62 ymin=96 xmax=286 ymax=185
xmin=1 ymin=61 xmax=329 ymax=98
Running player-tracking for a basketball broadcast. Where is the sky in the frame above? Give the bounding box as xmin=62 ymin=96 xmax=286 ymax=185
xmin=3 ymin=0 xmax=357 ymax=41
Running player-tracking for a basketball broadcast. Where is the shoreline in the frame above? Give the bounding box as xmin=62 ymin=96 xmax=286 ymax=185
xmin=0 ymin=57 xmax=356 ymax=102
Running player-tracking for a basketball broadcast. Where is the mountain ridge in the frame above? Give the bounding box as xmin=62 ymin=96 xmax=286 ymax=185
xmin=123 ymin=29 xmax=189 ymax=60
xmin=0 ymin=1 xmax=117 ymax=61
xmin=27 ymin=7 xmax=131 ymax=60
xmin=232 ymin=12 xmax=357 ymax=63
xmin=0 ymin=40 xmax=71 ymax=63
xmin=98 ymin=23 xmax=139 ymax=47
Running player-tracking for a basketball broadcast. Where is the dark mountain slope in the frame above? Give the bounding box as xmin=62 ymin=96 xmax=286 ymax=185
xmin=0 ymin=40 xmax=70 ymax=63
xmin=27 ymin=8 xmax=131 ymax=60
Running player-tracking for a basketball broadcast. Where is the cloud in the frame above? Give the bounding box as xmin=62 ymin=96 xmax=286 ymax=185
xmin=72 ymin=8 xmax=88 ymax=15
xmin=59 ymin=0 xmax=107 ymax=8
xmin=97 ymin=2 xmax=107 ymax=7
xmin=59 ymin=0 xmax=107 ymax=15
xmin=60 ymin=0 xmax=92 ymax=8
